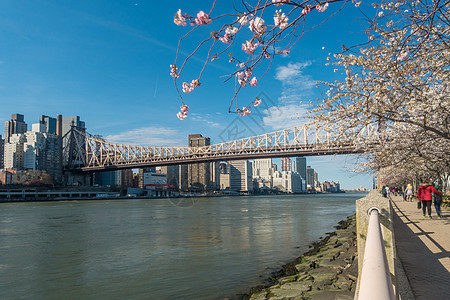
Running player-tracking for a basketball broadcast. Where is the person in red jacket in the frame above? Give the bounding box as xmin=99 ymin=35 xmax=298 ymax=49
xmin=417 ymin=181 xmax=442 ymax=218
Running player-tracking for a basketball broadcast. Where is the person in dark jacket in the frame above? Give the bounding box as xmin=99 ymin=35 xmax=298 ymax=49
xmin=432 ymin=184 xmax=443 ymax=218
xmin=417 ymin=181 xmax=442 ymax=218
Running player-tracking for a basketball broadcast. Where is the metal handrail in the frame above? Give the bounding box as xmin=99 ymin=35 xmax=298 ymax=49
xmin=357 ymin=208 xmax=395 ymax=300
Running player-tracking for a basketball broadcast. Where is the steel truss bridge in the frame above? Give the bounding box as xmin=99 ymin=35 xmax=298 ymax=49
xmin=62 ymin=121 xmax=377 ymax=172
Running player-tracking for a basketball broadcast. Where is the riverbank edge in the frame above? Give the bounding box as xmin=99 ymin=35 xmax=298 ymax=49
xmin=240 ymin=214 xmax=357 ymax=300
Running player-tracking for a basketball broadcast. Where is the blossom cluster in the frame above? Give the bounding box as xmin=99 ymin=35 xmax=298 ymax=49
xmin=174 ymin=9 xmax=187 ymax=26
xmin=236 ymin=69 xmax=257 ymax=87
xmin=237 ymin=98 xmax=262 ymax=116
xmin=249 ymin=17 xmax=266 ymax=34
xmin=218 ymin=26 xmax=239 ymax=44
xmin=170 ymin=64 xmax=179 ymax=78
xmin=242 ymin=40 xmax=258 ymax=54
xmin=195 ymin=11 xmax=212 ymax=25
xmin=316 ymin=3 xmax=329 ymax=12
xmin=182 ymin=79 xmax=200 ymax=93
xmin=173 ymin=9 xmax=211 ymax=27
xmin=272 ymin=0 xmax=290 ymax=7
xmin=171 ymin=1 xmax=334 ymax=118
xmin=177 ymin=105 xmax=189 ymax=120
xmin=274 ymin=10 xmax=289 ymax=29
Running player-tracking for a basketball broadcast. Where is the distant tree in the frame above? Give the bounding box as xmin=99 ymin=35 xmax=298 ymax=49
xmin=40 ymin=173 xmax=53 ymax=186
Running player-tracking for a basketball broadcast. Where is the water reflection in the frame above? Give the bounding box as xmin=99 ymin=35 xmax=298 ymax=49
xmin=0 ymin=193 xmax=365 ymax=299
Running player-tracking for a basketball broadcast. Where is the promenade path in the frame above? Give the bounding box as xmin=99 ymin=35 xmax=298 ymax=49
xmin=391 ymin=195 xmax=450 ymax=300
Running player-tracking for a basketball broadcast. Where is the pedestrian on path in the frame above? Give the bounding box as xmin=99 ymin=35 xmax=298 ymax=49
xmin=417 ymin=181 xmax=442 ymax=218
xmin=381 ymin=186 xmax=387 ymax=198
xmin=405 ymin=184 xmax=414 ymax=202
xmin=432 ymin=184 xmax=443 ymax=218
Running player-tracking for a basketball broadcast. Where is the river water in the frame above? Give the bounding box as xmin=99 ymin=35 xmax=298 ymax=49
xmin=0 ymin=193 xmax=365 ymax=300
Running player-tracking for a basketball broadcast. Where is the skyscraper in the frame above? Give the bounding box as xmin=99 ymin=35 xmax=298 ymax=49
xmin=0 ymin=135 xmax=4 ymax=169
xmin=229 ymin=160 xmax=253 ymax=192
xmin=61 ymin=116 xmax=86 ymax=153
xmin=306 ymin=166 xmax=315 ymax=189
xmin=61 ymin=116 xmax=86 ymax=136
xmin=160 ymin=165 xmax=179 ymax=188
xmin=39 ymin=115 xmax=57 ymax=134
xmin=23 ymin=131 xmax=46 ymax=170
xmin=187 ymin=134 xmax=211 ymax=190
xmin=281 ymin=157 xmax=292 ymax=172
xmin=296 ymin=157 xmax=307 ymax=182
xmin=62 ymin=116 xmax=85 ymax=137
xmin=4 ymin=134 xmax=26 ymax=169
xmin=252 ymin=158 xmax=276 ymax=179
xmin=5 ymin=114 xmax=27 ymax=143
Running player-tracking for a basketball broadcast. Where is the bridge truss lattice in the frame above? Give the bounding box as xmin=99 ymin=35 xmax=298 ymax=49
xmin=62 ymin=121 xmax=377 ymax=172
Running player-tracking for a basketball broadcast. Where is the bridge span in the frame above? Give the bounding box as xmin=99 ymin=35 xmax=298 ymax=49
xmin=62 ymin=121 xmax=377 ymax=172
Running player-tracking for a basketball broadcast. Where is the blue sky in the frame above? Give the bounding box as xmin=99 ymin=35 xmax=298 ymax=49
xmin=0 ymin=0 xmax=376 ymax=189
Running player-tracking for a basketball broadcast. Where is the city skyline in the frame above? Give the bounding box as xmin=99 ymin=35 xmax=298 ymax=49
xmin=0 ymin=1 xmax=375 ymax=189
xmin=1 ymin=111 xmax=371 ymax=190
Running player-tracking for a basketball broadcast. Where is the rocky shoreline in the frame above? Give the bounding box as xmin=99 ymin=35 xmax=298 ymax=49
xmin=241 ymin=214 xmax=358 ymax=300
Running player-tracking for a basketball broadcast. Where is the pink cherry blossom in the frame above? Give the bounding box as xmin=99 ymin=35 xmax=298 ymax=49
xmin=170 ymin=64 xmax=179 ymax=78
xmin=225 ymin=26 xmax=238 ymax=35
xmin=190 ymin=79 xmax=201 ymax=88
xmin=219 ymin=33 xmax=231 ymax=44
xmin=274 ymin=10 xmax=289 ymax=29
xmin=302 ymin=5 xmax=311 ymax=15
xmin=236 ymin=72 xmax=246 ymax=86
xmin=316 ymin=3 xmax=329 ymax=12
xmin=180 ymin=105 xmax=189 ymax=113
xmin=182 ymin=82 xmax=194 ymax=93
xmin=397 ymin=51 xmax=408 ymax=61
xmin=272 ymin=0 xmax=290 ymax=7
xmin=182 ymin=80 xmax=200 ymax=93
xmin=177 ymin=105 xmax=189 ymax=120
xmin=254 ymin=98 xmax=262 ymax=106
xmin=245 ymin=69 xmax=253 ymax=78
xmin=249 ymin=17 xmax=266 ymax=34
xmin=242 ymin=40 xmax=258 ymax=54
xmin=174 ymin=9 xmax=187 ymax=26
xmin=177 ymin=111 xmax=187 ymax=120
xmin=238 ymin=107 xmax=251 ymax=116
xmin=195 ymin=11 xmax=212 ymax=25
xmin=249 ymin=77 xmax=258 ymax=86
xmin=236 ymin=72 xmax=249 ymax=86
xmin=237 ymin=14 xmax=250 ymax=25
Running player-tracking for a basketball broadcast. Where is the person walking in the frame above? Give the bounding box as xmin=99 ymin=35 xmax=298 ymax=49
xmin=405 ymin=184 xmax=414 ymax=202
xmin=381 ymin=186 xmax=387 ymax=198
xmin=417 ymin=181 xmax=442 ymax=218
xmin=385 ymin=185 xmax=391 ymax=199
xmin=432 ymin=184 xmax=443 ymax=218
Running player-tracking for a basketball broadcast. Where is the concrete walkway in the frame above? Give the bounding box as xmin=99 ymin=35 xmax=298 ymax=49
xmin=391 ymin=195 xmax=450 ymax=300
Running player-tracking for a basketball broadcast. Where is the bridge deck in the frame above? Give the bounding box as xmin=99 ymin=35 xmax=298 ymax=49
xmin=391 ymin=196 xmax=449 ymax=300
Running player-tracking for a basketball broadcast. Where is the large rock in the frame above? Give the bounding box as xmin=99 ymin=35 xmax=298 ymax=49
xmin=268 ymin=281 xmax=313 ymax=300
